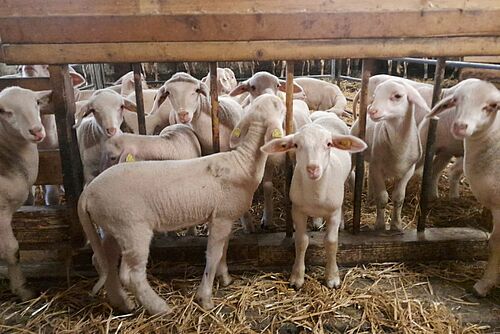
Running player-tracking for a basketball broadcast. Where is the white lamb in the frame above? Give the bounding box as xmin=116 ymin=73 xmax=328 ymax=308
xmin=100 ymin=123 xmax=201 ymax=171
xmin=351 ymin=79 xmax=430 ymax=231
xmin=426 ymin=79 xmax=500 ymax=297
xmin=78 ymin=94 xmax=286 ymax=314
xmin=294 ymin=77 xmax=347 ymax=116
xmin=74 ymin=89 xmax=136 ymax=185
xmin=262 ymin=123 xmax=366 ymax=288
xmin=0 ymin=86 xmax=51 ymax=300
xmin=201 ymin=67 xmax=238 ymax=96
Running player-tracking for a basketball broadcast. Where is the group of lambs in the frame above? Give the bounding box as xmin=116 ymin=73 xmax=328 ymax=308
xmin=0 ymin=64 xmax=498 ymax=316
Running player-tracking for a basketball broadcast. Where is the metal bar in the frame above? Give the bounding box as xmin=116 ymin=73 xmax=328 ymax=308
xmin=392 ymin=57 xmax=500 ymax=70
xmin=352 ymin=59 xmax=375 ymax=234
xmin=209 ymin=62 xmax=220 ymax=154
xmin=417 ymin=57 xmax=447 ymax=232
xmin=48 ymin=65 xmax=85 ymax=248
xmin=132 ymin=63 xmax=146 ymax=135
xmin=330 ymin=59 xmax=336 ymax=81
xmin=285 ymin=60 xmax=295 ymax=238
xmin=336 ymin=59 xmax=343 ymax=86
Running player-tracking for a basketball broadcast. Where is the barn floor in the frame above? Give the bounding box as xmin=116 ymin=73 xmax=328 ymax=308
xmin=0 ymin=262 xmax=498 ymax=333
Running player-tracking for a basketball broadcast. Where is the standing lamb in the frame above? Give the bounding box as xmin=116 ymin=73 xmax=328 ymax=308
xmin=74 ymin=89 xmax=136 ymax=185
xmin=78 ymin=94 xmax=286 ymax=314
xmin=294 ymin=77 xmax=348 ymax=116
xmin=351 ymin=79 xmax=430 ymax=231
xmin=0 ymin=87 xmax=51 ymax=300
xmin=262 ymin=123 xmax=367 ymax=289
xmin=426 ymin=79 xmax=500 ymax=297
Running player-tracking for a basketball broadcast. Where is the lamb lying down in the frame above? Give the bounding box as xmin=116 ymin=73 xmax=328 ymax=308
xmin=78 ymin=94 xmax=286 ymax=315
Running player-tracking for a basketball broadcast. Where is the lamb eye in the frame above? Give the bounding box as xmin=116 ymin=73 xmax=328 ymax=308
xmin=394 ymin=94 xmax=402 ymax=99
xmin=294 ymin=144 xmax=298 ymax=148
xmin=251 ymin=85 xmax=256 ymax=91
xmin=110 ymin=156 xmax=117 ymax=161
xmin=196 ymin=88 xmax=201 ymax=93
xmin=327 ymin=142 xmax=332 ymax=147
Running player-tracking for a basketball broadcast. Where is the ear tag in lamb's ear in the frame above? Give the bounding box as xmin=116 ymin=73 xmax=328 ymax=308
xmin=337 ymin=139 xmax=352 ymax=149
xmin=272 ymin=129 xmax=283 ymax=138
xmin=232 ymin=127 xmax=241 ymax=138
xmin=125 ymin=153 xmax=135 ymax=162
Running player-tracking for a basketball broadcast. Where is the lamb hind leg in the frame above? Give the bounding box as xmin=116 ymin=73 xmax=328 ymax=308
xmin=196 ymin=219 xmax=233 ymax=309
xmin=0 ymin=213 xmax=34 ymax=301
xmin=474 ymin=210 xmax=500 ymax=297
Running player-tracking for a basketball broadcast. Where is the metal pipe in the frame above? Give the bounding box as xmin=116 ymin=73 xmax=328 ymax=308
xmin=330 ymin=59 xmax=336 ymax=81
xmin=392 ymin=57 xmax=500 ymax=70
xmin=285 ymin=60 xmax=295 ymax=238
xmin=132 ymin=63 xmax=146 ymax=135
xmin=209 ymin=62 xmax=220 ymax=153
xmin=352 ymin=59 xmax=375 ymax=234
xmin=417 ymin=57 xmax=447 ymax=232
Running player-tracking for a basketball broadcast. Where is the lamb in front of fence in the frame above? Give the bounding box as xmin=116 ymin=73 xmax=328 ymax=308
xmin=351 ymin=79 xmax=430 ymax=231
xmin=78 ymin=94 xmax=286 ymax=315
xmin=100 ymin=123 xmax=202 ymax=171
xmin=74 ymin=89 xmax=136 ymax=185
xmin=0 ymin=86 xmax=51 ymax=301
xmin=262 ymin=123 xmax=366 ymax=289
xmin=426 ymin=79 xmax=500 ymax=297
xmin=294 ymin=77 xmax=348 ymax=116
xmin=155 ymin=72 xmax=243 ymax=155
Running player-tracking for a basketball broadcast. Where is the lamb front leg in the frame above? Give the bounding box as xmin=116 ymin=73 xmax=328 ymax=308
xmin=196 ymin=219 xmax=233 ymax=309
xmin=371 ymin=165 xmax=388 ymax=231
xmin=290 ymin=207 xmax=308 ymax=289
xmin=261 ymin=164 xmax=274 ymax=229
xmin=390 ymin=166 xmax=415 ymax=232
xmin=324 ymin=210 xmax=342 ymax=289
xmin=474 ymin=210 xmax=500 ymax=297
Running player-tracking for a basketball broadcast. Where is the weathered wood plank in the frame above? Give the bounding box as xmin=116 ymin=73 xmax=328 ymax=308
xmin=12 ymin=206 xmax=70 ymax=249
xmin=0 ymin=77 xmax=51 ymax=91
xmin=71 ymin=228 xmax=489 ymax=276
xmin=2 ymin=37 xmax=499 ymax=65
xmin=36 ymin=150 xmax=63 ymax=185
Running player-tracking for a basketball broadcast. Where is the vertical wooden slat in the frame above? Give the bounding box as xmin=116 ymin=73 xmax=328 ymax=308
xmin=48 ymin=65 xmax=84 ymax=247
xmin=132 ymin=63 xmax=146 ymax=135
xmin=209 ymin=62 xmax=220 ymax=153
xmin=352 ymin=59 xmax=375 ymax=234
xmin=285 ymin=60 xmax=295 ymax=238
xmin=417 ymin=57 xmax=447 ymax=232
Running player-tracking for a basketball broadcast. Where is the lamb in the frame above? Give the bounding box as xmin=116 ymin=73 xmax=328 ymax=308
xmin=262 ymin=123 xmax=366 ymax=289
xmin=100 ymin=123 xmax=202 ymax=171
xmin=154 ymin=72 xmax=243 ymax=155
xmin=74 ymin=89 xmax=136 ymax=185
xmin=351 ymin=79 xmax=430 ymax=231
xmin=0 ymin=86 xmax=51 ymax=300
xmin=426 ymin=79 xmax=500 ymax=297
xmin=123 ymin=89 xmax=173 ymax=135
xmin=294 ymin=77 xmax=347 ymax=116
xmin=201 ymin=68 xmax=238 ymax=96
xmin=78 ymin=94 xmax=286 ymax=314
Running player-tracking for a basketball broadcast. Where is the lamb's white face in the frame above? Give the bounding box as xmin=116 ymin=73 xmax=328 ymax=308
xmin=369 ymin=81 xmax=411 ymax=122
xmin=448 ymin=81 xmax=500 ymax=139
xmin=161 ymin=79 xmax=207 ymax=125
xmin=0 ymin=87 xmax=49 ymax=143
xmin=90 ymin=91 xmax=127 ymax=138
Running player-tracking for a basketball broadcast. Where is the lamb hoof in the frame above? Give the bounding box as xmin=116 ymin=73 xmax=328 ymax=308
xmin=473 ymin=280 xmax=493 ymax=298
xmin=326 ymin=278 xmax=341 ymax=289
xmin=16 ymin=287 xmax=35 ymax=301
xmin=289 ymin=276 xmax=304 ymax=290
xmin=219 ymin=274 xmax=233 ymax=287
xmin=197 ymin=297 xmax=215 ymax=310
xmin=146 ymin=300 xmax=172 ymax=315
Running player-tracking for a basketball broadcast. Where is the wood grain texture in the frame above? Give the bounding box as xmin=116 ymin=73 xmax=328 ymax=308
xmin=2 ymin=37 xmax=499 ymax=65
xmin=36 ymin=150 xmax=63 ymax=185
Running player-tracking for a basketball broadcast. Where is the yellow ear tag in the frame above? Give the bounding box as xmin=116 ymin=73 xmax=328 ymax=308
xmin=338 ymin=139 xmax=352 ymax=149
xmin=125 ymin=153 xmax=136 ymax=162
xmin=272 ymin=129 xmax=283 ymax=139
xmin=232 ymin=127 xmax=241 ymax=138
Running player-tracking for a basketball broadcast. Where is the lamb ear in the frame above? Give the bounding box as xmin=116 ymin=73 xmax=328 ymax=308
xmin=427 ymin=95 xmax=457 ymax=118
xmin=122 ymin=97 xmax=137 ymax=112
xmin=260 ymin=134 xmax=295 ymax=154
xmin=197 ymin=82 xmax=209 ymax=97
xmin=73 ymin=101 xmax=93 ymax=128
xmin=331 ymin=134 xmax=367 ymax=153
xmin=401 ymin=82 xmax=431 ymax=113
xmin=69 ymin=71 xmax=86 ymax=88
xmin=278 ymin=80 xmax=304 ymax=94
xmin=153 ymin=86 xmax=170 ymax=113
xmin=35 ymin=90 xmax=52 ymax=110
xmin=229 ymin=80 xmax=250 ymax=96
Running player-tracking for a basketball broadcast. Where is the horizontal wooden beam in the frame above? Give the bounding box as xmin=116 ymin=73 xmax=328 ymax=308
xmin=36 ymin=149 xmax=63 ymax=185
xmin=71 ymin=228 xmax=489 ymax=276
xmin=2 ymin=37 xmax=499 ymax=64
xmin=0 ymin=77 xmax=51 ymax=91
xmin=12 ymin=206 xmax=70 ymax=250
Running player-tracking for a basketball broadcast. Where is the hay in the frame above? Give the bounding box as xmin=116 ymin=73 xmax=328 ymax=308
xmin=0 ymin=262 xmax=494 ymax=333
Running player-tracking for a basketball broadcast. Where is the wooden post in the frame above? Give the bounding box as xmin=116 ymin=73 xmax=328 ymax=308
xmin=132 ymin=63 xmax=146 ymax=135
xmin=285 ymin=61 xmax=295 ymax=238
xmin=417 ymin=57 xmax=447 ymax=232
xmin=209 ymin=62 xmax=220 ymax=153
xmin=352 ymin=59 xmax=375 ymax=234
xmin=48 ymin=65 xmax=85 ymax=247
